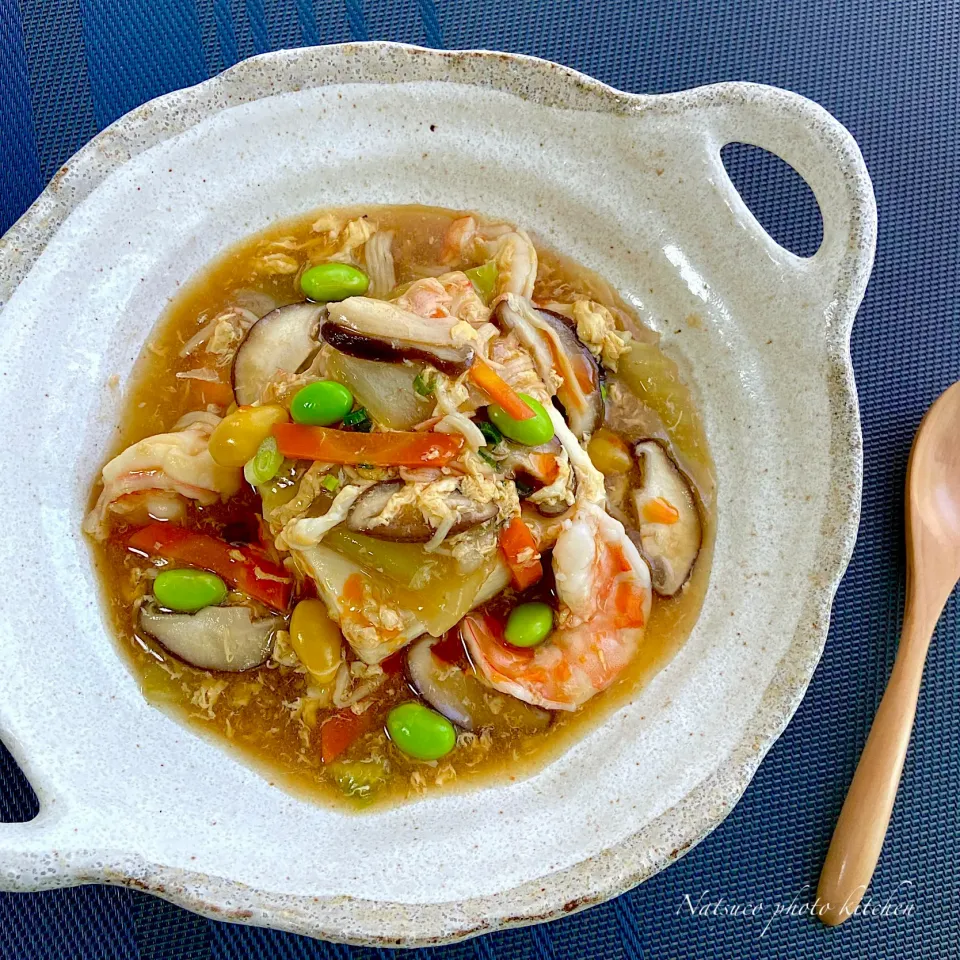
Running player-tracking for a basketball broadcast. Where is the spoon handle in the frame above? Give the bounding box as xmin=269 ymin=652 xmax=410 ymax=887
xmin=816 ymin=600 xmax=936 ymax=926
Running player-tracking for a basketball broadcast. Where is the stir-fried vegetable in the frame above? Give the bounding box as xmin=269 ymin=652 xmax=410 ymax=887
xmin=324 ymin=527 xmax=454 ymax=589
xmin=139 ymin=602 xmax=279 ymax=671
xmin=387 ymin=701 xmax=456 ymax=760
xmin=320 ymin=708 xmax=375 ymax=763
xmin=323 ymin=297 xmax=474 ymax=375
xmin=232 ymin=302 xmax=323 ymax=406
xmin=273 ymin=423 xmax=464 ymax=467
xmin=643 ymin=496 xmax=681 ymax=525
xmin=341 ymin=408 xmax=373 ymax=432
xmin=153 ymin=568 xmax=227 ymax=613
xmin=587 ymin=427 xmax=632 ymax=475
xmin=464 ymin=260 xmax=498 ymax=304
xmin=488 ymin=394 xmax=555 ymax=447
xmin=326 ymin=350 xmax=432 ymax=430
xmin=300 ymin=262 xmax=369 ymax=302
xmin=477 ymin=419 xmax=503 ymax=446
xmin=469 ymin=359 xmax=535 ymax=421
xmin=412 ymin=370 xmax=435 ymax=397
xmin=127 ymin=523 xmax=293 ymax=611
xmin=498 ymin=516 xmax=543 ymax=590
xmin=346 ymin=480 xmax=496 ymax=542
xmin=291 ymin=381 xmax=354 ymax=426
xmin=330 ymin=759 xmax=387 ymax=801
xmin=504 ymin=601 xmax=554 ymax=647
xmin=632 ymin=440 xmax=702 ymax=596
xmin=243 ymin=436 xmax=283 ymax=486
xmin=209 ymin=404 xmax=289 ymax=468
xmin=289 ymin=599 xmax=343 ymax=682
xmin=192 ymin=378 xmax=234 ymax=407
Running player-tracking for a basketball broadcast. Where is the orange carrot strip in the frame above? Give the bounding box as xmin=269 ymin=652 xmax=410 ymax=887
xmin=530 ymin=453 xmax=560 ymax=484
xmin=642 ymin=497 xmax=680 ymax=525
xmin=498 ymin=515 xmax=543 ymax=590
xmin=469 ymin=359 xmax=535 ymax=421
xmin=320 ymin=709 xmax=375 ymax=763
xmin=192 ymin=379 xmax=234 ymax=407
xmin=273 ymin=424 xmax=464 ymax=467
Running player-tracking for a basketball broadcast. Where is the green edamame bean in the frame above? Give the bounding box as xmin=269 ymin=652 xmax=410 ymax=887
xmin=154 ymin=569 xmax=227 ymax=613
xmin=504 ymin=602 xmax=554 ymax=648
xmin=244 ymin=436 xmax=283 ymax=486
xmin=291 ymin=380 xmax=354 ymax=426
xmin=300 ymin=262 xmax=369 ymax=302
xmin=386 ymin=702 xmax=456 ymax=761
xmin=487 ymin=394 xmax=555 ymax=446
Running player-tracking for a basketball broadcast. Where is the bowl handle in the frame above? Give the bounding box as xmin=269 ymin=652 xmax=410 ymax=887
xmin=0 ymin=812 xmax=87 ymax=890
xmin=706 ymin=84 xmax=877 ymax=285
xmin=0 ymin=748 xmax=90 ymax=890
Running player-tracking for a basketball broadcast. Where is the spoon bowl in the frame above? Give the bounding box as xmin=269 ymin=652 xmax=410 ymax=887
xmin=908 ymin=380 xmax=960 ymax=549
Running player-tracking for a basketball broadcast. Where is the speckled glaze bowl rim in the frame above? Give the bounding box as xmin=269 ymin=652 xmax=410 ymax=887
xmin=0 ymin=42 xmax=875 ymax=946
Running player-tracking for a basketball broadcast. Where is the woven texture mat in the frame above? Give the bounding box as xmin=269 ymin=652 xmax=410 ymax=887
xmin=1 ymin=1 xmax=958 ymax=957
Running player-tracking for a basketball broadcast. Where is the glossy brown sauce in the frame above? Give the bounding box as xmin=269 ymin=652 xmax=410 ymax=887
xmin=89 ymin=205 xmax=715 ymax=809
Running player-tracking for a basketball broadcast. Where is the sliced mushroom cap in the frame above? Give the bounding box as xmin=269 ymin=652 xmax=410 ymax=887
xmin=498 ymin=438 xmax=563 ymax=482
xmin=499 ymin=439 xmax=576 ymax=516
xmin=633 ymin=441 xmax=702 ymax=596
xmin=346 ymin=480 xmax=497 ymax=542
xmin=497 ymin=296 xmax=602 ymax=439
xmin=322 ymin=297 xmax=474 ymax=376
xmin=139 ymin=602 xmax=280 ymax=671
xmin=232 ymin=302 xmax=324 ymax=405
xmin=537 ymin=309 xmax=603 ymax=439
xmin=532 ymin=491 xmax=574 ymax=518
xmin=406 ymin=635 xmax=552 ymax=733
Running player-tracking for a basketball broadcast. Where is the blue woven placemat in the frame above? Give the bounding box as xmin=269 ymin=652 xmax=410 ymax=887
xmin=2 ymin=1 xmax=958 ymax=957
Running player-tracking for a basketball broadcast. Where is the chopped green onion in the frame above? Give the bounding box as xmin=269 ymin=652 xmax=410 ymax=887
xmin=477 ymin=419 xmax=503 ymax=447
xmin=465 ymin=261 xmax=499 ymax=304
xmin=244 ymin=436 xmax=283 ymax=486
xmin=600 ymin=382 xmax=608 ymax=402
xmin=342 ymin=408 xmax=368 ymax=426
xmin=320 ymin=473 xmax=340 ymax=493
xmin=413 ymin=371 xmax=436 ymax=397
xmin=342 ymin=408 xmax=373 ymax=432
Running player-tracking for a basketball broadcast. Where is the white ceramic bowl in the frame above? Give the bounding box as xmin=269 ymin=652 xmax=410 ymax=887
xmin=0 ymin=43 xmax=874 ymax=946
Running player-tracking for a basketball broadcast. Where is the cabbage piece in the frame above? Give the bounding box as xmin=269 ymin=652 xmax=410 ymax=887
xmin=326 ymin=350 xmax=432 ymax=429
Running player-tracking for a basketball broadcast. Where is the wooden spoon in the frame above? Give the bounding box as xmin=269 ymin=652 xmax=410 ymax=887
xmin=817 ymin=380 xmax=960 ymax=926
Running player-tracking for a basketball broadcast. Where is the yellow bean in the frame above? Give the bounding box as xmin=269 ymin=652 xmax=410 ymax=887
xmin=289 ymin=599 xmax=343 ymax=682
xmin=208 ymin=404 xmax=289 ymax=467
xmin=588 ymin=428 xmax=633 ymax=475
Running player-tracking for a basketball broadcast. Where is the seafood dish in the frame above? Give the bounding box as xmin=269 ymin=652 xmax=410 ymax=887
xmin=85 ymin=205 xmax=715 ymax=807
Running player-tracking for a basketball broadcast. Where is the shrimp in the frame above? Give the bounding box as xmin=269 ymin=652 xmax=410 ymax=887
xmin=83 ymin=419 xmax=241 ymax=539
xmin=461 ymin=501 xmax=651 ymax=710
xmin=395 ymin=271 xmax=491 ymax=325
xmin=441 ymin=217 xmax=537 ymax=299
